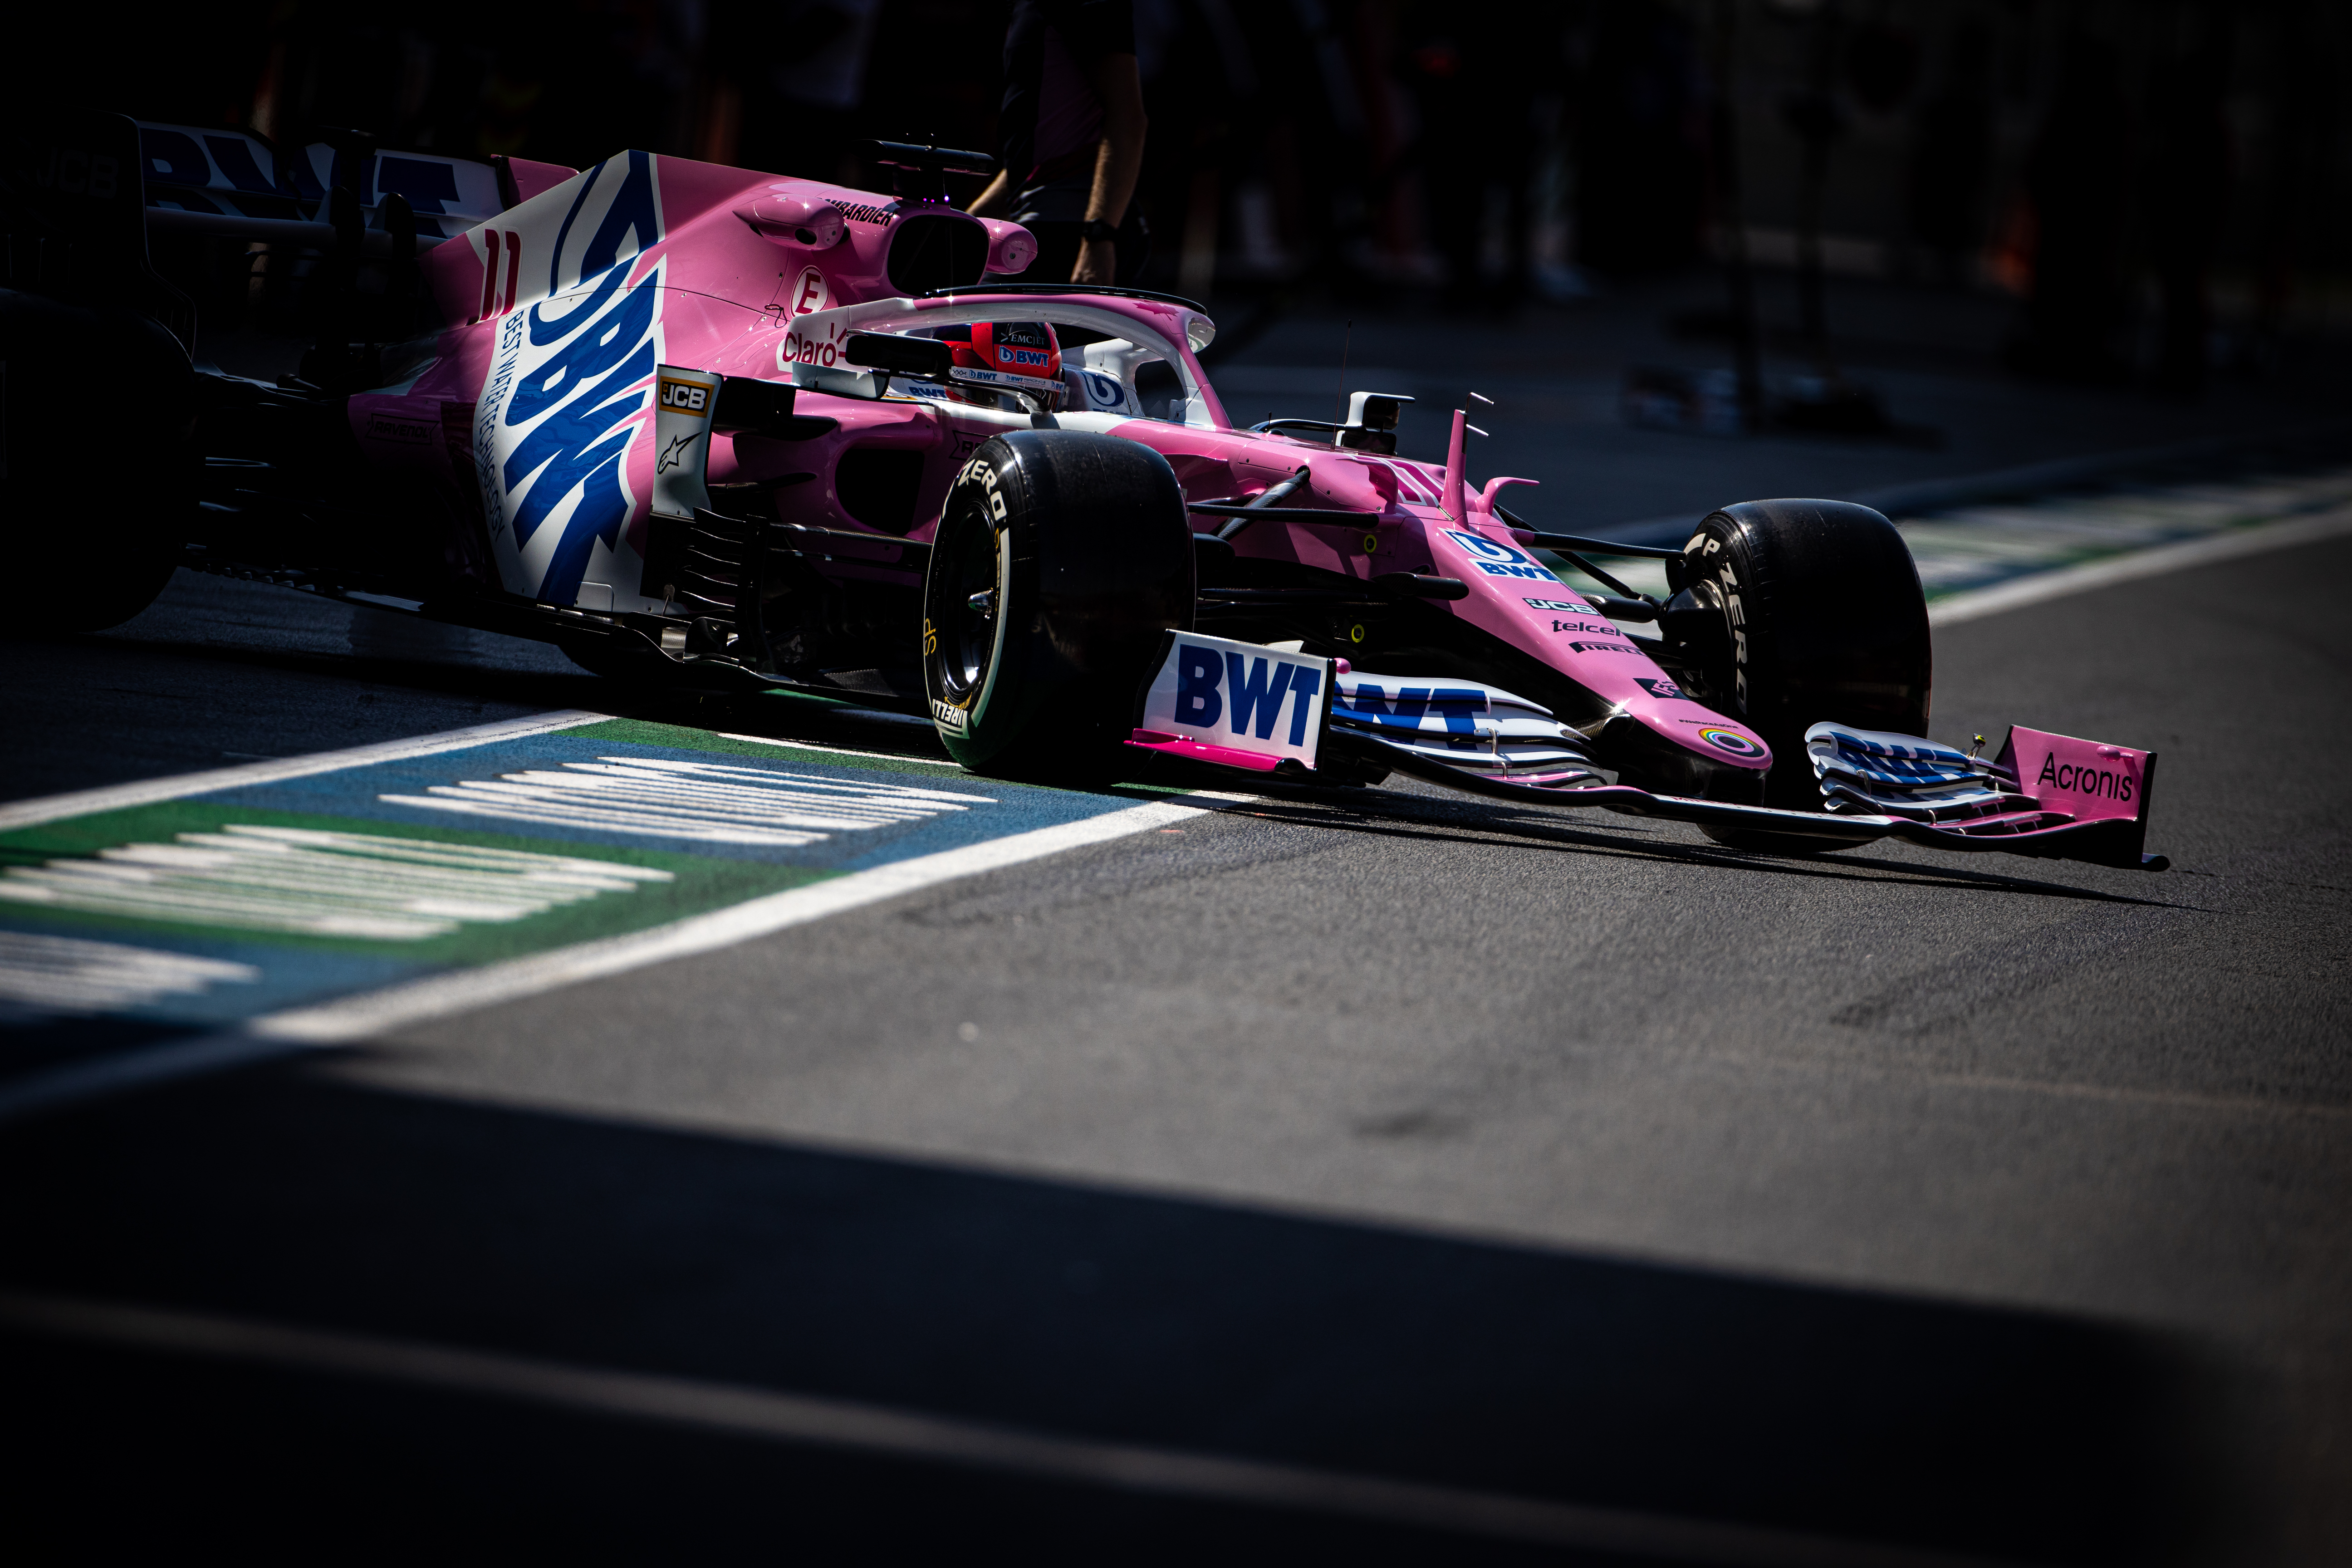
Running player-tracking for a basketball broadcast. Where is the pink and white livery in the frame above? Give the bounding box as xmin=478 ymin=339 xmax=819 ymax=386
xmin=3 ymin=115 xmax=2164 ymax=869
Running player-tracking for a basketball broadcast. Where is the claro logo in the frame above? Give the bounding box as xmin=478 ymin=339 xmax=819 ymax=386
xmin=2038 ymin=752 xmax=2135 ymax=802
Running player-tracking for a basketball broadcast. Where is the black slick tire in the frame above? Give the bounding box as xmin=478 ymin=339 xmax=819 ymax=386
xmin=921 ymin=431 xmax=1194 ymax=779
xmin=2 ymin=293 xmax=193 ymax=633
xmin=1665 ymin=498 xmax=1931 ymax=848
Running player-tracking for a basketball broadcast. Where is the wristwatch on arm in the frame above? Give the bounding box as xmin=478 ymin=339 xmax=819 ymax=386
xmin=1081 ymin=219 xmax=1119 ymax=245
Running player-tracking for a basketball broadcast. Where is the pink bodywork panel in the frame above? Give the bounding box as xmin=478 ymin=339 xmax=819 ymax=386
xmin=1127 ymin=730 xmax=1285 ymax=773
xmin=347 ymin=152 xmax=1763 ymax=774
xmin=1999 ymin=727 xmax=2151 ymax=824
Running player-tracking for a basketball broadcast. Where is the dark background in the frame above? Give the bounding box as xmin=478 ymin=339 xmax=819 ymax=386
xmin=15 ymin=0 xmax=2352 ymax=392
xmin=6 ymin=5 xmax=2351 ymax=1560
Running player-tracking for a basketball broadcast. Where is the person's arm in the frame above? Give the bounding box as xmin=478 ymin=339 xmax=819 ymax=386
xmin=966 ymin=168 xmax=1014 ymax=218
xmin=1074 ymin=51 xmax=1146 ymax=284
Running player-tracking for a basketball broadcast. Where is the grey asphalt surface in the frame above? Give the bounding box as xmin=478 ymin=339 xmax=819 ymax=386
xmin=6 ymin=262 xmax=2352 ymax=1559
xmin=3 ymin=527 xmax=2347 ymax=1559
xmin=1211 ymin=274 xmax=2352 ymax=532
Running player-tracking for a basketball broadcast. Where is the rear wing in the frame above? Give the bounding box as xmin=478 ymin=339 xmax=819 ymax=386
xmin=0 ymin=110 xmax=195 ymax=350
xmin=4 ymin=113 xmax=575 ymax=373
xmin=133 ymin=120 xmax=576 ymax=255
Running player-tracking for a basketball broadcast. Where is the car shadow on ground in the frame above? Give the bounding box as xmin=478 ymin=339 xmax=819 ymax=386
xmin=0 ymin=1064 xmax=2235 ymax=1561
xmin=1189 ymin=784 xmax=2204 ymax=911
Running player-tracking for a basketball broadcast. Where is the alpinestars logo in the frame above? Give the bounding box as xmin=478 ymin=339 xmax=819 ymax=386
xmin=479 ymin=151 xmax=666 ymax=607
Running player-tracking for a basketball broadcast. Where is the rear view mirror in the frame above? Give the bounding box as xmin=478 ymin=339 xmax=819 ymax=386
xmin=843 ymin=333 xmax=956 ymax=377
xmin=1347 ymin=390 xmax=1412 ymax=431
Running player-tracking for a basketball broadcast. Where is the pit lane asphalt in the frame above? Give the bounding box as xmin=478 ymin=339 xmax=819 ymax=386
xmin=2 ymin=538 xmax=2347 ymax=1563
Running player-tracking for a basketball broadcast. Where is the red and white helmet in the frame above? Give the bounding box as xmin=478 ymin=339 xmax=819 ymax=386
xmin=946 ymin=321 xmax=1061 ymax=382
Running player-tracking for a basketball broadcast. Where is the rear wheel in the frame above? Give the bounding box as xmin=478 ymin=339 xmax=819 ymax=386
xmin=1663 ymin=498 xmax=1931 ymax=847
xmin=922 ymin=431 xmax=1194 ymax=779
xmin=3 ymin=295 xmax=193 ymax=633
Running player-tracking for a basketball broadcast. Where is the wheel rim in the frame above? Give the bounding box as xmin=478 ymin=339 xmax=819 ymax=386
xmin=931 ymin=502 xmax=1002 ymax=706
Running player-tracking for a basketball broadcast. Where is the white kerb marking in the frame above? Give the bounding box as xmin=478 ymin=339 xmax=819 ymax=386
xmin=0 ymin=710 xmax=609 ymax=833
xmin=0 ymin=932 xmax=260 ymax=1014
xmin=380 ymin=757 xmax=997 ymax=847
xmin=1927 ymin=505 xmax=2352 ymax=626
xmin=0 ymin=794 xmax=1246 ymax=1123
xmin=0 ymin=826 xmax=671 ymax=941
xmin=252 ymin=795 xmax=1212 ymax=1042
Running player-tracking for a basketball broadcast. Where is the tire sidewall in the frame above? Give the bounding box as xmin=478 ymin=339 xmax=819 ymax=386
xmin=1681 ymin=500 xmax=1932 ymax=810
xmin=921 ymin=431 xmax=1194 ymax=776
xmin=923 ymin=455 xmax=1028 ymax=768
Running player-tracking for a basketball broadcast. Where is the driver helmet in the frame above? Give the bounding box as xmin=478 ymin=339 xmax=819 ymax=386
xmin=944 ymin=320 xmax=1062 ymax=382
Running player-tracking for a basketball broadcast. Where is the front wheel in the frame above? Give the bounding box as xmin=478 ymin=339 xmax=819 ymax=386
xmin=1663 ymin=498 xmax=1931 ymax=848
xmin=922 ymin=431 xmax=1195 ymax=779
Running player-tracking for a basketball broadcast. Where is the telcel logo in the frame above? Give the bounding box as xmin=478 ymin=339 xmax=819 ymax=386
xmin=658 ymin=378 xmax=712 ymax=415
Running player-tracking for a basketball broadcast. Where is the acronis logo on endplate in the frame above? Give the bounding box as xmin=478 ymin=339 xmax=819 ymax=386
xmin=477 ymin=150 xmax=667 ymax=606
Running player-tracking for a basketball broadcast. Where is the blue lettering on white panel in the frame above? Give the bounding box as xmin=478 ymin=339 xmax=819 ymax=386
xmin=1284 ymin=668 xmax=1323 ymax=746
xmin=376 ymin=156 xmax=462 ymax=215
xmin=328 ymin=151 xmax=377 ymax=206
xmin=501 ymin=264 xmax=658 ymax=603
xmin=1224 ymin=653 xmax=1295 ymax=740
xmin=1342 ymin=683 xmax=1428 ymax=729
xmin=548 ymin=149 xmax=662 ymax=297
xmin=1338 ymin=683 xmax=1485 ymax=734
xmin=481 ymin=151 xmax=668 ymax=605
xmin=201 ymin=134 xmax=276 ymax=193
xmin=139 ymin=127 xmax=210 ymax=186
xmin=1174 ymin=644 xmax=1224 ymax=728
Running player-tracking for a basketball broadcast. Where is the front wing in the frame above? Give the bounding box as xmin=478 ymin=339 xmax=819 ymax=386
xmin=1126 ymin=633 xmax=2166 ymax=872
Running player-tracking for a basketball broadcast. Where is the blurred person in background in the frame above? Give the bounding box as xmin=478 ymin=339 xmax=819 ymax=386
xmin=2010 ymin=32 xmax=2132 ymax=381
xmin=1906 ymin=19 xmax=1994 ymax=288
xmin=2141 ymin=14 xmax=2233 ymax=396
xmin=1573 ymin=0 xmax=1707 ymax=278
xmin=732 ymin=0 xmax=885 ymax=181
xmin=1400 ymin=5 xmax=1558 ymax=313
xmin=968 ymin=0 xmax=1151 ymax=284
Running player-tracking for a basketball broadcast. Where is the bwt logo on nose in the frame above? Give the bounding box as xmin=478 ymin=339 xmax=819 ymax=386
xmin=1173 ymin=646 xmax=1324 ymax=746
xmin=658 ymin=379 xmax=711 ymax=415
xmin=1444 ymin=529 xmax=1554 ymax=581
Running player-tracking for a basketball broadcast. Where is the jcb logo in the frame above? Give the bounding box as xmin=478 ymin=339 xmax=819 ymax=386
xmin=39 ymin=148 xmax=119 ymax=199
xmin=658 ymin=378 xmax=712 ymax=415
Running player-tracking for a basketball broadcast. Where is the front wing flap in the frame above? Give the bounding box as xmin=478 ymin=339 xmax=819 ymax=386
xmin=1123 ymin=635 xmax=2167 ymax=872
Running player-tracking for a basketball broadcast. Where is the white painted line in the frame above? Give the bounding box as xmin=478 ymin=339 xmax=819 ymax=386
xmin=0 ymin=1289 xmax=2005 ymax=1568
xmin=0 ymin=793 xmax=1251 ymax=1124
xmin=247 ymin=794 xmax=1216 ymax=1044
xmin=0 ymin=931 xmax=259 ymax=1012
xmin=0 ymin=710 xmax=612 ymax=832
xmin=380 ymin=758 xmax=996 ymax=848
xmin=1927 ymin=505 xmax=2352 ymax=627
xmin=0 ymin=826 xmax=673 ymax=941
xmin=716 ymin=732 xmax=963 ymax=765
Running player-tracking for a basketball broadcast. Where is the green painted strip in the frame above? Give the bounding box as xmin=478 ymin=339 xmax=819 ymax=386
xmin=0 ymin=800 xmax=834 ymax=966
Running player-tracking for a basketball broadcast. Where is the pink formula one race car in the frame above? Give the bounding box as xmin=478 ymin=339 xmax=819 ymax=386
xmin=2 ymin=114 xmax=2164 ymax=870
